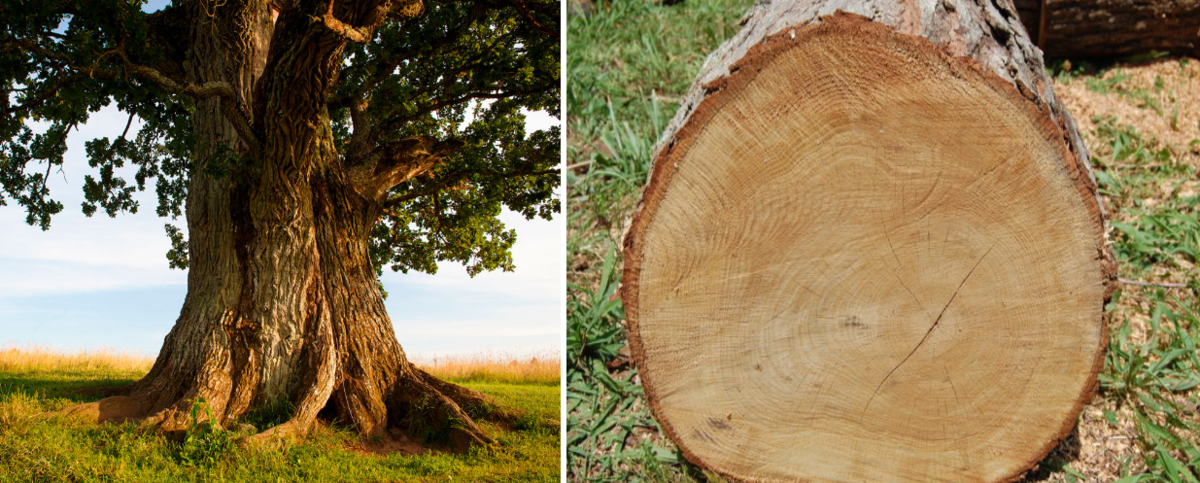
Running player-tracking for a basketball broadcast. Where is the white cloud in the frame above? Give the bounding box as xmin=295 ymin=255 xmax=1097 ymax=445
xmin=0 ymin=106 xmax=184 ymax=296
xmin=380 ymin=210 xmax=562 ymax=298
xmin=395 ymin=319 xmax=559 ymax=338
xmin=525 ymin=109 xmax=559 ymax=134
xmin=1 ymin=210 xmax=175 ymax=267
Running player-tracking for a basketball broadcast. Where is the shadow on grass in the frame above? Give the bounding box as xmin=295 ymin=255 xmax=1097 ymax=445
xmin=0 ymin=371 xmax=139 ymax=403
xmin=1021 ymin=425 xmax=1084 ymax=482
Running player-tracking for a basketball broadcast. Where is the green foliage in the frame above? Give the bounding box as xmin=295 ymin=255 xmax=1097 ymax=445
xmin=239 ymin=397 xmax=293 ymax=431
xmin=0 ymin=369 xmax=560 ymax=482
xmin=401 ymin=394 xmax=461 ymax=444
xmin=177 ymin=397 xmax=237 ymax=467
xmin=1087 ymin=114 xmax=1200 ymax=480
xmin=567 ymin=0 xmax=746 ymax=225
xmin=1090 ymin=116 xmax=1199 ymax=276
xmin=1087 ymin=69 xmax=1133 ymax=94
xmin=346 ymin=0 xmax=562 ymax=277
xmin=567 ymin=247 xmax=681 ymax=482
xmin=1 ymin=0 xmax=559 ymax=279
xmin=163 ymin=222 xmax=188 ymax=269
xmin=0 ymin=0 xmax=195 ymax=230
xmin=1047 ymin=59 xmax=1092 ymax=84
xmin=567 ymin=251 xmax=624 ymax=371
xmin=1100 ymin=292 xmax=1200 ymax=481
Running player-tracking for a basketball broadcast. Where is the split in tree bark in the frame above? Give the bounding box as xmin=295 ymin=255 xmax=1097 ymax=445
xmin=621 ymin=1 xmax=1116 ymax=482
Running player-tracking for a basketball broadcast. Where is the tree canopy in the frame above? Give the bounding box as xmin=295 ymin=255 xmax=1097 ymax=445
xmin=0 ymin=0 xmax=560 ymax=277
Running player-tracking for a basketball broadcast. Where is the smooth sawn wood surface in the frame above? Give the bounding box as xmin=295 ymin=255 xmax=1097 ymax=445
xmin=622 ymin=9 xmax=1114 ymax=483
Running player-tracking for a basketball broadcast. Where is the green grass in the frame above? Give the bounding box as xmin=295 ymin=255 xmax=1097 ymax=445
xmin=567 ymin=1 xmax=750 ymax=481
xmin=1080 ymin=116 xmax=1200 ymax=482
xmin=0 ymin=368 xmax=560 ymax=483
xmin=566 ymin=0 xmax=752 ymax=226
xmin=567 ymin=1 xmax=1200 ymax=481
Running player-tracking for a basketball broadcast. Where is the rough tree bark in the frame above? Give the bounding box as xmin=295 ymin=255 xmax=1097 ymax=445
xmin=1013 ymin=0 xmax=1200 ymax=58
xmin=622 ymin=1 xmax=1116 ymax=482
xmin=60 ymin=0 xmax=526 ymax=449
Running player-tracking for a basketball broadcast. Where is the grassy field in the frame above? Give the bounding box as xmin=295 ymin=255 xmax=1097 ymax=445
xmin=566 ymin=1 xmax=1200 ymax=482
xmin=0 ymin=346 xmax=561 ymax=483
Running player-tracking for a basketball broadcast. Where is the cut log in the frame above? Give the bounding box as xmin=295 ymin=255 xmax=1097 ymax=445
xmin=621 ymin=2 xmax=1117 ymax=482
xmin=1013 ymin=0 xmax=1200 ymax=59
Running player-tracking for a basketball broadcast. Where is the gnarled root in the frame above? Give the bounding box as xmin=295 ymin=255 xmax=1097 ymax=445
xmin=54 ymin=353 xmax=527 ymax=455
xmin=58 ymin=394 xmax=155 ymax=424
xmin=389 ymin=369 xmax=495 ymax=452
xmin=412 ymin=367 xmax=527 ymax=426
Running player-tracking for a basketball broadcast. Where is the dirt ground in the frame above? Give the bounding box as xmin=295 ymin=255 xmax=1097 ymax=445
xmin=1021 ymin=57 xmax=1199 ymax=483
xmin=1057 ymin=59 xmax=1200 ymax=166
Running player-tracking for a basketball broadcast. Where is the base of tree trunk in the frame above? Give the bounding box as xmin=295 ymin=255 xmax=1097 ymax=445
xmin=59 ymin=362 xmax=522 ymax=453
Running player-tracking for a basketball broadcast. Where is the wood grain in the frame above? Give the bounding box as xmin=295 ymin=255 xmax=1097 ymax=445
xmin=622 ymin=8 xmax=1116 ymax=483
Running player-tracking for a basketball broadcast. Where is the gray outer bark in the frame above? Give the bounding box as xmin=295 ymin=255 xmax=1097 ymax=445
xmin=127 ymin=0 xmax=277 ymax=431
xmin=1013 ymin=0 xmax=1200 ymax=58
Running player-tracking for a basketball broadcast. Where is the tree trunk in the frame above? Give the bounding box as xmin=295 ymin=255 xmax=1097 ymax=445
xmin=61 ymin=0 xmax=519 ymax=450
xmin=621 ymin=1 xmax=1116 ymax=482
xmin=1013 ymin=0 xmax=1200 ymax=59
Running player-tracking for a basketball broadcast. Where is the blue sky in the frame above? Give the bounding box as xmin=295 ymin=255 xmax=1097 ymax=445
xmin=1 ymin=3 xmax=563 ymax=360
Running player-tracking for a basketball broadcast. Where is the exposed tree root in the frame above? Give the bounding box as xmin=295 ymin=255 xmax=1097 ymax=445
xmin=239 ymin=418 xmax=311 ymax=448
xmin=413 ymin=367 xmax=524 ymax=424
xmin=390 ymin=368 xmax=495 ymax=451
xmin=58 ymin=394 xmax=154 ymax=424
xmin=55 ymin=359 xmax=530 ymax=455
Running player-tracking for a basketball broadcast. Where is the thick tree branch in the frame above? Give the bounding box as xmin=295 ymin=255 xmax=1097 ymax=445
xmin=5 ymin=38 xmax=260 ymax=154
xmin=346 ymin=99 xmax=375 ymax=163
xmin=317 ymin=12 xmax=374 ymax=43
xmin=387 ymin=0 xmax=426 ymax=19
xmin=316 ymin=0 xmax=423 ymax=44
xmin=382 ymin=165 xmax=556 ymax=208
xmin=124 ymin=64 xmax=232 ymax=99
xmin=327 ymin=2 xmax=487 ymax=112
xmin=124 ymin=65 xmax=261 ymax=155
xmin=357 ymin=136 xmax=465 ymax=202
xmin=375 ymin=86 xmax=549 ymax=136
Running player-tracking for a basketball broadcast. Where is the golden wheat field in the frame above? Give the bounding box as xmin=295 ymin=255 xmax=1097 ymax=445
xmin=411 ymin=349 xmax=561 ymax=384
xmin=0 ymin=343 xmax=154 ymax=373
xmin=0 ymin=343 xmax=561 ymax=384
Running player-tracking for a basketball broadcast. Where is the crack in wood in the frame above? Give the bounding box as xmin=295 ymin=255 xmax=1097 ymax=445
xmin=891 ymin=270 xmax=933 ymax=320
xmin=861 ymin=245 xmax=994 ymax=418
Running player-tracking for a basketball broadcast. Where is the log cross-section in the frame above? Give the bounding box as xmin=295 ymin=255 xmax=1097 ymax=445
xmin=621 ymin=2 xmax=1117 ymax=483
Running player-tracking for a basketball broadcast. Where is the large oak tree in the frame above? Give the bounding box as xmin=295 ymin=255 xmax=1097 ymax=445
xmin=0 ymin=0 xmax=559 ymax=447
